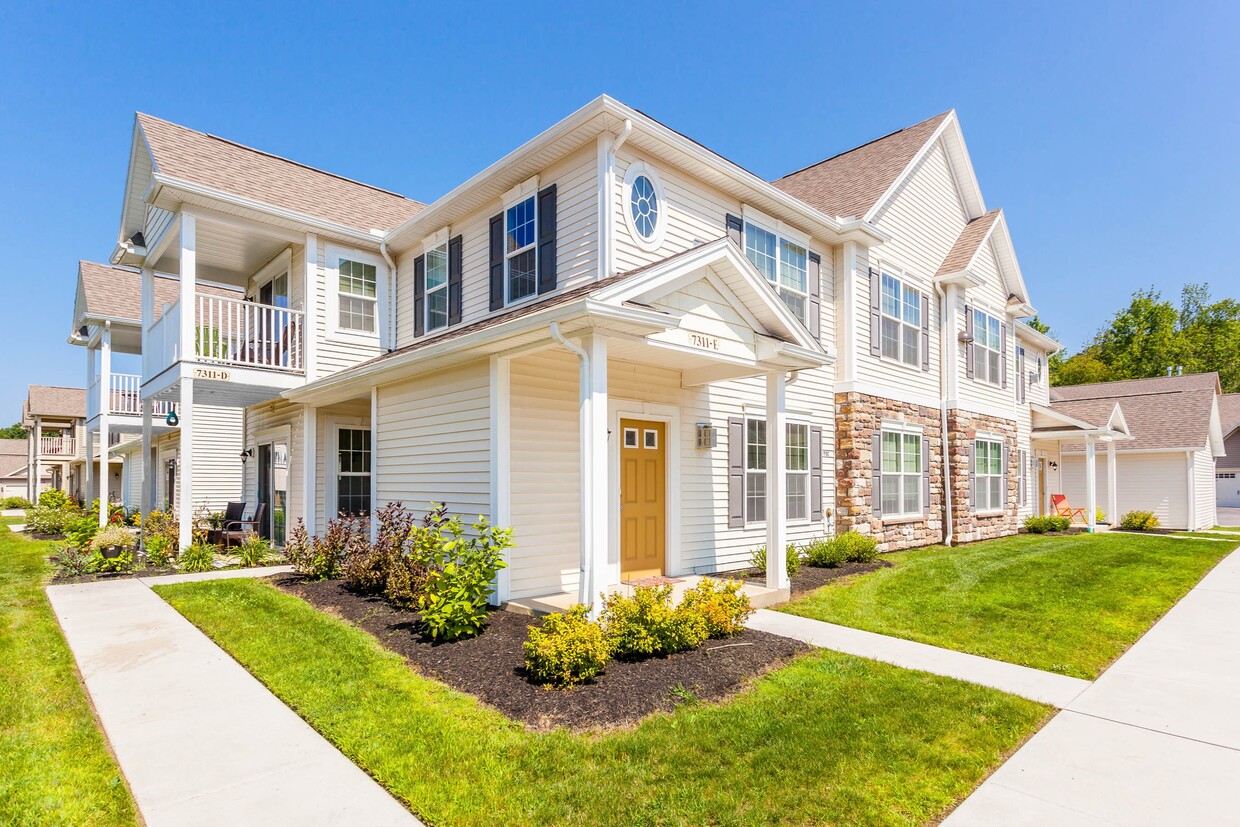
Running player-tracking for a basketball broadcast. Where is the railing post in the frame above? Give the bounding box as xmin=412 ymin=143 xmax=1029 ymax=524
xmin=180 ymin=212 xmax=197 ymax=364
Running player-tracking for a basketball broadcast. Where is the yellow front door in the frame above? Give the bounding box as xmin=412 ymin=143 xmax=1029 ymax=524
xmin=620 ymin=419 xmax=666 ymax=580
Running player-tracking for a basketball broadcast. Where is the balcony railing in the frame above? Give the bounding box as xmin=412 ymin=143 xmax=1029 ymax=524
xmin=145 ymin=293 xmax=305 ymax=380
xmin=89 ymin=374 xmax=178 ymax=420
xmin=39 ymin=436 xmax=76 ymax=456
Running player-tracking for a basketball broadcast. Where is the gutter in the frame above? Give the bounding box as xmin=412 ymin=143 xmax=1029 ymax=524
xmin=935 ymin=281 xmax=954 ymax=547
xmin=379 ymin=237 xmax=397 ymax=352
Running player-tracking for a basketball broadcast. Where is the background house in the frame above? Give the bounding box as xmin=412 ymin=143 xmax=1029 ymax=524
xmin=1219 ymin=394 xmax=1239 ymax=509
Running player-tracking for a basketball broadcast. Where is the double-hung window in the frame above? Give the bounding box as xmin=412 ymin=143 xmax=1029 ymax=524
xmin=880 ymin=273 xmax=921 ymax=366
xmin=336 ymin=428 xmax=371 ymax=516
xmin=337 ymin=257 xmax=378 ymax=333
xmin=880 ymin=429 xmax=922 ymax=516
xmin=505 ymin=196 xmax=537 ymax=304
xmin=425 ymin=242 xmax=449 ymax=332
xmin=744 ymin=418 xmax=812 ymax=524
xmin=1018 ymin=448 xmax=1028 ymax=506
xmin=744 ymin=221 xmax=809 ymax=323
xmin=974 ymin=438 xmax=1004 ymax=511
xmin=973 ymin=309 xmax=1002 ymax=384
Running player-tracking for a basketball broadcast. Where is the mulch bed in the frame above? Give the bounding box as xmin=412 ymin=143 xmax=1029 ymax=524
xmin=712 ymin=560 xmax=891 ymax=599
xmin=50 ymin=566 xmax=181 ymax=585
xmin=271 ymin=574 xmax=807 ymax=731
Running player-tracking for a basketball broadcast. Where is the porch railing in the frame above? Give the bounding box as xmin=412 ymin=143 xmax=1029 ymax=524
xmin=144 ymin=293 xmax=305 ymax=380
xmin=88 ymin=374 xmax=177 ymax=419
xmin=39 ymin=436 xmax=76 ymax=456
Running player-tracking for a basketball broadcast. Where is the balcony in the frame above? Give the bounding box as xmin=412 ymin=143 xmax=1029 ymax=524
xmin=88 ymin=373 xmax=178 ymax=432
xmin=144 ymin=293 xmax=306 ymax=405
xmin=39 ymin=436 xmax=77 ymax=457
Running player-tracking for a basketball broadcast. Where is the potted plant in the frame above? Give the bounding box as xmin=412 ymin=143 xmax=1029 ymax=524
xmin=93 ymin=524 xmax=137 ymax=560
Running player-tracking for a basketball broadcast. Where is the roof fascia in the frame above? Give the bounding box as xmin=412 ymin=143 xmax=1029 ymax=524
xmin=864 ymin=111 xmax=986 ymax=223
xmin=985 ymin=212 xmax=1030 ymax=306
xmin=1015 ymin=322 xmax=1063 ymax=354
xmin=117 ymin=118 xmax=156 ymax=246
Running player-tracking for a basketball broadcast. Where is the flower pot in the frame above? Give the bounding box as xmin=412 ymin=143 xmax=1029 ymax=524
xmin=101 ymin=546 xmax=123 ymax=560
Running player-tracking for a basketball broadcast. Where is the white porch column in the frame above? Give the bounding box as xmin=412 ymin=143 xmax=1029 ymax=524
xmin=178 ymin=376 xmax=194 ymax=550
xmin=141 ymin=266 xmax=154 ymax=380
xmin=85 ymin=344 xmax=94 ymax=508
xmin=98 ymin=323 xmax=112 ymax=526
xmin=766 ymin=370 xmax=789 ymax=590
xmin=1085 ymin=435 xmax=1097 ymax=533
xmin=26 ymin=419 xmax=36 ymax=502
xmin=489 ymin=355 xmax=512 ymax=605
xmin=141 ymin=398 xmax=154 ymax=514
xmin=180 ymin=212 xmax=197 ymax=364
xmin=1106 ymin=439 xmax=1118 ymax=526
xmin=303 ymin=404 xmax=317 ymax=537
xmin=576 ymin=334 xmax=609 ymax=612
xmin=84 ymin=431 xmax=95 ymax=505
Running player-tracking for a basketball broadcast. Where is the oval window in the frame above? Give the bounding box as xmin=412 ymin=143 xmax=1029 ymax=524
xmin=630 ymin=174 xmax=659 ymax=240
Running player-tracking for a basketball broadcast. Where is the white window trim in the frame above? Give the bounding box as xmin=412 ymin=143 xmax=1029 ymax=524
xmin=423 ymin=240 xmax=450 ymax=334
xmin=622 ymin=161 xmax=667 ymax=252
xmin=785 ymin=421 xmax=811 ymax=524
xmin=741 ymin=217 xmax=810 ymax=324
xmin=744 ymin=414 xmax=813 ymax=527
xmin=878 ymin=269 xmax=923 ymax=368
xmin=972 ymin=307 xmax=1003 ymax=386
xmin=879 ymin=421 xmax=924 ymax=518
xmin=249 ymin=249 xmax=294 ymax=301
xmin=324 ymin=416 xmax=371 ymax=520
xmin=974 ymin=435 xmax=1005 ymax=513
xmin=502 ymin=192 xmax=538 ymax=308
xmin=743 ymin=415 xmax=767 ymax=527
xmin=326 ymin=245 xmax=387 ymax=347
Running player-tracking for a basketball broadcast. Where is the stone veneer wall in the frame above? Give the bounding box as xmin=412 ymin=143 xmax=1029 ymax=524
xmin=946 ymin=409 xmax=1019 ymax=543
xmin=834 ymin=392 xmax=945 ymax=551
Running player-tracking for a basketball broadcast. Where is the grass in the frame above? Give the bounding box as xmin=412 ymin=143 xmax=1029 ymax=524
xmin=0 ymin=525 xmax=138 ymax=826
xmin=156 ymin=577 xmax=1048 ymax=826
xmin=782 ymin=532 xmax=1238 ymax=679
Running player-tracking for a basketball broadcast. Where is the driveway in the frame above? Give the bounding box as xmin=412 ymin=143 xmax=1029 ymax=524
xmin=1217 ymin=506 xmax=1240 ymax=527
xmin=946 ymin=544 xmax=1240 ymax=824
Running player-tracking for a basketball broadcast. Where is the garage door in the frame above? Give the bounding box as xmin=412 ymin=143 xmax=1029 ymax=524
xmin=1219 ymin=472 xmax=1240 ymax=508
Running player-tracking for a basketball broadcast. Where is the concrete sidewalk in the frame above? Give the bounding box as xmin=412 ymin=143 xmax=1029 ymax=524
xmin=946 ymin=547 xmax=1240 ymax=825
xmin=47 ymin=573 xmax=421 ymax=827
xmin=747 ymin=609 xmax=1090 ymax=707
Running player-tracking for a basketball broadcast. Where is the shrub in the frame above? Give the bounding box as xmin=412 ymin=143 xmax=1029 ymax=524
xmin=1120 ymin=511 xmax=1161 ymax=531
xmin=91 ymin=549 xmax=135 ymax=574
xmin=64 ymin=513 xmax=101 ymax=550
xmin=835 ymin=531 xmax=879 ymax=563
xmin=284 ymin=515 xmax=367 ymax=581
xmin=26 ymin=506 xmax=73 ymax=535
xmin=414 ymin=511 xmax=512 ymax=641
xmin=236 ymin=534 xmax=274 ymax=568
xmin=382 ymin=503 xmax=441 ymax=607
xmin=341 ymin=502 xmax=414 ymax=595
xmin=1 ymin=496 xmax=31 ymax=509
xmin=750 ymin=543 xmax=802 ymax=578
xmin=523 ymin=605 xmax=610 ymax=688
xmin=178 ymin=542 xmax=217 ymax=573
xmin=601 ymin=585 xmax=708 ymax=659
xmin=38 ymin=489 xmax=70 ymax=509
xmin=142 ymin=509 xmax=179 ymax=549
xmin=143 ymin=534 xmax=174 ymax=568
xmin=678 ymin=578 xmax=753 ymax=638
xmin=48 ymin=546 xmax=94 ymax=577
xmin=1024 ymin=514 xmax=1071 ymax=534
xmin=805 ymin=536 xmax=847 ymax=567
xmin=93 ymin=524 xmax=136 ymax=552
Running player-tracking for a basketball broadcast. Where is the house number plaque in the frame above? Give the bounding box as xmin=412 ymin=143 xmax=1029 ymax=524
xmin=193 ymin=367 xmax=232 ymax=381
xmin=688 ymin=333 xmax=720 ymax=351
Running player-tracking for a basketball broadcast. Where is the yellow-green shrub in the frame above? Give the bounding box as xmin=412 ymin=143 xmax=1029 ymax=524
xmin=678 ymin=578 xmax=753 ymax=638
xmin=523 ymin=605 xmax=610 ymax=688
xmin=601 ymin=585 xmax=707 ymax=659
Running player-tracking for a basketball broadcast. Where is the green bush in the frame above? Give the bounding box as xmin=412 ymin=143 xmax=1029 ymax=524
xmin=1024 ymin=515 xmax=1071 ymax=534
xmin=414 ymin=511 xmax=512 ymax=642
xmin=178 ymin=542 xmax=217 ymax=573
xmin=143 ymin=534 xmax=174 ymax=568
xmin=523 ymin=605 xmax=611 ymax=688
xmin=236 ymin=534 xmax=274 ymax=568
xmin=48 ymin=546 xmax=94 ymax=577
xmin=751 ymin=542 xmax=802 ymax=578
xmin=804 ymin=536 xmax=846 ymax=567
xmin=805 ymin=532 xmax=879 ymax=566
xmin=64 ymin=513 xmax=101 ymax=550
xmin=90 ymin=549 xmax=135 ymax=574
xmin=1120 ymin=511 xmax=1161 ymax=531
xmin=93 ymin=524 xmax=136 ymax=552
xmin=1 ymin=496 xmax=31 ymax=509
xmin=142 ymin=509 xmax=179 ymax=549
xmin=677 ymin=578 xmax=753 ymax=638
xmin=26 ymin=506 xmax=74 ymax=535
xmin=601 ymin=585 xmax=708 ymax=660
xmin=38 ymin=489 xmax=70 ymax=509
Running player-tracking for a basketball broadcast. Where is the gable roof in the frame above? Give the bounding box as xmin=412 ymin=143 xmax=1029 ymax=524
xmin=75 ymin=260 xmax=239 ymax=327
xmin=1220 ymin=394 xmax=1240 ymax=436
xmin=770 ymin=112 xmax=953 ymax=220
xmin=937 ymin=209 xmax=1002 ymax=276
xmin=1051 ymin=373 xmax=1221 ymax=452
xmin=134 ymin=113 xmax=426 ymax=234
xmin=24 ymin=386 xmax=86 ymax=421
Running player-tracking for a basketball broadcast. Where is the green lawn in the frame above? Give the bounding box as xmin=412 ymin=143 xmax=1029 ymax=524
xmin=0 ymin=526 xmax=138 ymax=826
xmin=782 ymin=532 xmax=1238 ymax=679
xmin=156 ymin=578 xmax=1048 ymax=827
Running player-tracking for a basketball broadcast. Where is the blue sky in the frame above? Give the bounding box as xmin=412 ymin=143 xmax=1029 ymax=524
xmin=1 ymin=1 xmax=1236 ymax=423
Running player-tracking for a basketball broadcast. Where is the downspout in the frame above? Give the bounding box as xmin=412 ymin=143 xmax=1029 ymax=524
xmin=549 ymin=322 xmax=595 ymax=606
xmin=935 ymin=282 xmax=954 ymax=547
xmin=380 ymin=238 xmax=396 ymax=352
xmin=603 ymin=119 xmax=633 ymax=279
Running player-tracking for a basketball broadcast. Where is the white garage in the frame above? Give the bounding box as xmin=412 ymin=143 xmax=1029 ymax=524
xmin=1219 ymin=472 xmax=1240 ymax=508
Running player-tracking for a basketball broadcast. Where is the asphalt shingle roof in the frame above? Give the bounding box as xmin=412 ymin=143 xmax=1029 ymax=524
xmin=1051 ymin=373 xmax=1221 ymax=452
xmin=24 ymin=386 xmax=86 ymax=420
xmin=77 ymin=261 xmax=238 ymax=324
xmin=936 ymin=209 xmax=1002 ymax=275
xmin=1220 ymin=394 xmax=1240 ymax=435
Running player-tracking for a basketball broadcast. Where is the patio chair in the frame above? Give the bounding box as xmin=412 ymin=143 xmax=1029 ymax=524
xmin=207 ymin=501 xmax=246 ymax=546
xmin=1050 ymin=494 xmax=1087 ymax=522
xmin=220 ymin=503 xmax=265 ymax=549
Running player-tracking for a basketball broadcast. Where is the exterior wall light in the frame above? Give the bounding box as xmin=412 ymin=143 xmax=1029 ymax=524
xmin=165 ymin=410 xmax=179 ymax=427
xmin=696 ymin=423 xmax=717 ymax=449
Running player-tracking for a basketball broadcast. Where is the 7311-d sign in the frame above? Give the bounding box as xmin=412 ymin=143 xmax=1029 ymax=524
xmin=192 ymin=367 xmax=232 ymax=381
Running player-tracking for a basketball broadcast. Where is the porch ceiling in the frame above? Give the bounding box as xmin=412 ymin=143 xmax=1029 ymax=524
xmin=150 ymin=213 xmax=292 ymax=289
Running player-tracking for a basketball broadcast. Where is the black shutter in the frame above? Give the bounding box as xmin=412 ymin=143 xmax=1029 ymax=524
xmin=807 ymin=252 xmax=822 ymax=340
xmin=810 ymin=425 xmax=823 ymax=522
xmin=537 ymin=184 xmax=557 ymax=295
xmin=488 ymin=213 xmax=504 ymax=311
xmin=448 ymin=234 xmax=463 ymax=326
xmin=728 ymin=417 xmax=745 ymax=528
xmin=872 ymin=433 xmax=884 ymax=519
xmin=1000 ymin=323 xmax=1009 ymax=389
xmin=726 ymin=214 xmax=743 ymax=248
xmin=413 ymin=254 xmax=426 ymax=338
xmin=964 ymin=305 xmax=975 ymax=380
xmin=921 ymin=292 xmax=931 ymax=371
xmin=869 ymin=267 xmax=882 ymax=357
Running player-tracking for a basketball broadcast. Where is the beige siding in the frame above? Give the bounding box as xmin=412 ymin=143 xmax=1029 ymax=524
xmin=242 ymin=400 xmax=305 ymax=530
xmin=374 ymin=361 xmax=491 ymax=518
xmin=189 ymin=403 xmax=244 ymax=513
xmin=1194 ymin=450 xmax=1217 ymax=530
xmin=955 ymin=238 xmax=1020 ymax=417
xmin=312 ymin=237 xmax=387 ymax=380
xmin=315 ymin=398 xmax=371 ymax=528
